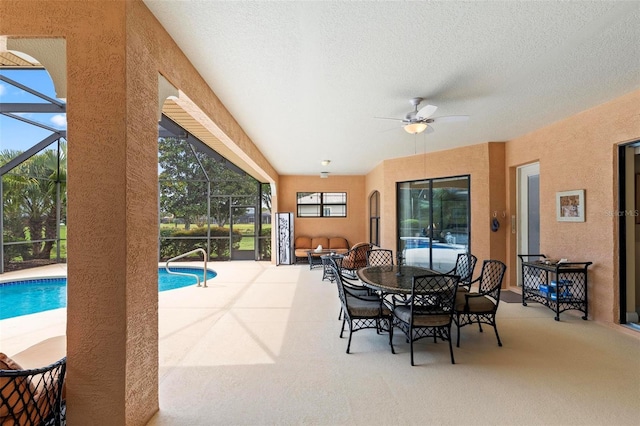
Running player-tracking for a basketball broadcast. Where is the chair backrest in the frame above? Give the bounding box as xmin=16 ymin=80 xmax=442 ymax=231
xmin=477 ymin=260 xmax=507 ymax=302
xmin=330 ymin=265 xmax=349 ymax=310
xmin=342 ymin=242 xmax=373 ymax=270
xmin=454 ymin=253 xmax=478 ymax=286
xmin=0 ymin=356 xmax=66 ymax=425
xmin=326 ymin=255 xmax=343 ymax=273
xmin=410 ymin=274 xmax=459 ymax=319
xmin=366 ymin=249 xmax=394 ymax=267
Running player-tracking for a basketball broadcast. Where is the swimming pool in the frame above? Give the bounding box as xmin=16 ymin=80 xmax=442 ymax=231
xmin=0 ymin=267 xmax=216 ymax=320
xmin=401 ymin=237 xmax=465 ymax=250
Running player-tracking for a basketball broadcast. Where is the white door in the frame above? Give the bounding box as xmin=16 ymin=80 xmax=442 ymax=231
xmin=517 ymin=163 xmax=540 ymax=286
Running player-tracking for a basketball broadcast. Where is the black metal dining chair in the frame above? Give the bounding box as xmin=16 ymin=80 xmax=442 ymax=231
xmin=366 ymin=249 xmax=394 ymax=267
xmin=453 ymin=259 xmax=507 ymax=347
xmin=390 ymin=273 xmax=459 ymax=366
xmin=326 ymin=256 xmax=373 ymax=321
xmin=331 ymin=265 xmax=392 ymax=354
xmin=340 ymin=242 xmax=373 ymax=278
xmin=447 ymin=252 xmax=478 ymax=292
xmin=0 ymin=355 xmax=67 ymax=425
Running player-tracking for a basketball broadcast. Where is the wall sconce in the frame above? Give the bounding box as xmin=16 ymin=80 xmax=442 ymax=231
xmin=321 ymin=160 xmax=331 ymax=166
xmin=320 ymin=171 xmax=329 ymax=178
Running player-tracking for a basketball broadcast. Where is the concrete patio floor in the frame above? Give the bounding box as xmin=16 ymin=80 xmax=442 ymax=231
xmin=1 ymin=261 xmax=639 ymax=425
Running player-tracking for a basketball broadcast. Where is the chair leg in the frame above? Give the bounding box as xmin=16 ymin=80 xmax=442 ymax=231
xmin=410 ymin=336 xmax=415 ymax=366
xmin=493 ymin=320 xmax=503 ymax=347
xmin=389 ymin=319 xmax=395 ymax=354
xmin=448 ymin=328 xmax=456 ymax=364
xmin=339 ymin=317 xmax=346 ymax=338
xmin=477 ymin=317 xmax=483 ymax=332
xmin=456 ymin=314 xmax=461 ymax=347
xmin=346 ymin=327 xmax=353 ymax=354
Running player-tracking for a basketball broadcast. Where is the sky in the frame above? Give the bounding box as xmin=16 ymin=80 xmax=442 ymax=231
xmin=0 ymin=69 xmax=67 ymax=159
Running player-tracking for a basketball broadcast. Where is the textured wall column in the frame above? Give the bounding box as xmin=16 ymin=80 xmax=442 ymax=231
xmin=64 ymin=3 xmax=159 ymax=424
xmin=67 ymin=5 xmax=158 ymax=426
xmin=0 ymin=1 xmax=159 ymax=424
xmin=487 ymin=143 xmax=507 ymax=272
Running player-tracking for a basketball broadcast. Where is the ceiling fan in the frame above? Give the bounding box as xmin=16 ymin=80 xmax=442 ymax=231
xmin=376 ymin=97 xmax=469 ymax=134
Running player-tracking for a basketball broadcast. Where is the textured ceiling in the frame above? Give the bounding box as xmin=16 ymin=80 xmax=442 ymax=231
xmin=144 ymin=1 xmax=640 ymax=177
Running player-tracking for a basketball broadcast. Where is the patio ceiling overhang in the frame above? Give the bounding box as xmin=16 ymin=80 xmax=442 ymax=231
xmin=0 ymin=50 xmax=269 ymax=184
xmin=161 ymin=98 xmax=268 ymax=183
xmin=0 ymin=51 xmax=42 ymax=68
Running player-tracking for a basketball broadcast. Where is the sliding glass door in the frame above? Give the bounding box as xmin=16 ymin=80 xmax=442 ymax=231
xmin=397 ymin=175 xmax=470 ymax=272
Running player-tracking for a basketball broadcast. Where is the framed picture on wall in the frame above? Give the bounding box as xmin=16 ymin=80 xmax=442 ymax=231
xmin=556 ymin=190 xmax=585 ymax=222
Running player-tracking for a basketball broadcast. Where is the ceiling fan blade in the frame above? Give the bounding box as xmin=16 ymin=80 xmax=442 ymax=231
xmin=379 ymin=125 xmax=402 ymax=133
xmin=430 ymin=115 xmax=469 ymax=123
xmin=416 ymin=104 xmax=437 ymax=119
xmin=374 ymin=116 xmax=403 ymax=121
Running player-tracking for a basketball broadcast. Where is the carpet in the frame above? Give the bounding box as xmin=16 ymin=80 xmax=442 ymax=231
xmin=500 ymin=290 xmax=522 ymax=303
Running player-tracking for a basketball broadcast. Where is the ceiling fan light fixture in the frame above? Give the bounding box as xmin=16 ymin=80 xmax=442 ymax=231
xmin=404 ymin=122 xmax=428 ymax=134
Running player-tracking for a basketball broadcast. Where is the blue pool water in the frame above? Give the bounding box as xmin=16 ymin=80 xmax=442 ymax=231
xmin=0 ymin=267 xmax=216 ymax=320
xmin=403 ymin=239 xmax=459 ymax=250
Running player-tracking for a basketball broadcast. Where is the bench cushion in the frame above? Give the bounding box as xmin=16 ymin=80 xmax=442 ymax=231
xmin=310 ymin=237 xmax=329 ymax=250
xmin=328 ymin=237 xmax=349 ymax=252
xmin=294 ymin=236 xmax=350 ymax=258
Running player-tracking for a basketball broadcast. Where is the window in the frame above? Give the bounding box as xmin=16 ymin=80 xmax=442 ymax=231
xmin=297 ymin=192 xmax=347 ymax=217
xmin=397 ymin=175 xmax=470 ymax=272
xmin=369 ymin=191 xmax=380 ymax=246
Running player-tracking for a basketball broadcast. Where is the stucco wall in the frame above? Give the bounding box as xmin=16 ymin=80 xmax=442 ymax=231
xmin=0 ymin=1 xmax=155 ymax=424
xmin=505 ymin=89 xmax=640 ymax=323
xmin=370 ymin=142 xmax=507 ymax=273
xmin=1 ymin=0 xmax=280 ymax=424
xmin=278 ymin=175 xmax=367 ymax=247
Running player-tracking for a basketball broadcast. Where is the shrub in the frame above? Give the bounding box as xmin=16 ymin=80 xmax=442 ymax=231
xmin=159 ymin=226 xmax=242 ymax=261
xmin=258 ymin=228 xmax=271 ymax=260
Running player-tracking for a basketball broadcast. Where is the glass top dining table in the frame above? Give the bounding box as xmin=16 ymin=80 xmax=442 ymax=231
xmin=356 ymin=265 xmax=438 ymax=294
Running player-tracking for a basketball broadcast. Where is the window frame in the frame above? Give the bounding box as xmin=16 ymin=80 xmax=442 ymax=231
xmin=369 ymin=190 xmax=380 ymax=246
xmin=396 ymin=174 xmax=471 ymax=271
xmin=296 ymin=191 xmax=347 ymax=218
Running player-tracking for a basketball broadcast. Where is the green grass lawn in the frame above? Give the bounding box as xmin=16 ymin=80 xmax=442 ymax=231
xmin=159 ymin=223 xmax=271 ymax=252
xmin=48 ymin=223 xmax=270 ymax=259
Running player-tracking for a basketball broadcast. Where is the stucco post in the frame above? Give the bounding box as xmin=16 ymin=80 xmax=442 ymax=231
xmin=0 ymin=1 xmax=159 ymax=424
xmin=64 ymin=5 xmax=159 ymax=425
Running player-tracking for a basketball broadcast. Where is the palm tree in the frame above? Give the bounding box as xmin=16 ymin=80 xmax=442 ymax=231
xmin=1 ymin=141 xmax=67 ymax=262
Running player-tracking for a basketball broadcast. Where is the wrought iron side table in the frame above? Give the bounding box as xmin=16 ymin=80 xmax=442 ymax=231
xmin=518 ymin=254 xmax=592 ymax=321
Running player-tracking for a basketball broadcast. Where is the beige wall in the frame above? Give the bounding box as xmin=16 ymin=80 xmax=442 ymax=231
xmin=278 ymin=175 xmax=367 ymax=246
xmin=366 ymin=90 xmax=640 ymax=324
xmin=368 ymin=143 xmax=507 ymax=269
xmin=505 ymin=89 xmax=640 ymax=323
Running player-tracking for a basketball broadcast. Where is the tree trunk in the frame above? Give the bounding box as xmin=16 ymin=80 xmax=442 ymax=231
xmin=40 ymin=209 xmax=58 ymax=259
